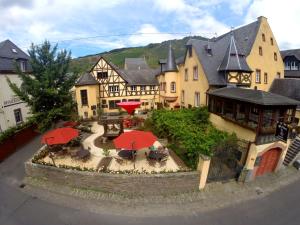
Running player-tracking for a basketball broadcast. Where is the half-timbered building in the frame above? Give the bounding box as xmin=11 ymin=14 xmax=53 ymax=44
xmin=75 ymin=57 xmax=159 ymax=118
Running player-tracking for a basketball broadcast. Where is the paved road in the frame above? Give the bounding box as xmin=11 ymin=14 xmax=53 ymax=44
xmin=1 ymin=136 xmax=300 ymax=225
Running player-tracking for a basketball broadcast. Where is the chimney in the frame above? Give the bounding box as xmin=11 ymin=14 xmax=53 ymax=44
xmin=257 ymin=16 xmax=267 ymax=22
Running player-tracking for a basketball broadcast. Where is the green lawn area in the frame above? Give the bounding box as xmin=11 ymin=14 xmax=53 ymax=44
xmin=142 ymin=107 xmax=237 ymax=169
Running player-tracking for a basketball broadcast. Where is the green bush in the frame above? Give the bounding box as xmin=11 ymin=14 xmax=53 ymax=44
xmin=149 ymin=107 xmax=237 ymax=169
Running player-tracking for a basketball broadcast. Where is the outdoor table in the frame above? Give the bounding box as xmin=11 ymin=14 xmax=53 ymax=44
xmin=76 ymin=148 xmax=90 ymax=160
xmin=148 ymin=151 xmax=166 ymax=161
xmin=118 ymin=150 xmax=136 ymax=160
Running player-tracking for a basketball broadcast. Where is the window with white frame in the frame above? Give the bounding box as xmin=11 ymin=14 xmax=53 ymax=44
xmin=285 ymin=61 xmax=290 ymax=70
xmin=184 ymin=68 xmax=188 ymax=81
xmin=194 ymin=92 xmax=200 ymax=107
xmin=170 ymin=82 xmax=176 ymax=93
xmin=150 ymin=85 xmax=155 ymax=90
xmin=140 ymin=85 xmax=146 ymax=91
xmin=193 ymin=66 xmax=198 ymax=80
xmin=255 ymin=69 xmax=261 ymax=83
xmin=20 ymin=61 xmax=26 ymax=72
xmin=131 ymin=86 xmax=136 ymax=91
xmin=291 ymin=61 xmax=298 ymax=70
xmin=108 ymin=85 xmax=119 ymax=93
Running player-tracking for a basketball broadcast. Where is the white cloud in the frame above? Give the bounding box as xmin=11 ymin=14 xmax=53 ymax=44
xmin=245 ymin=0 xmax=300 ymax=49
xmin=128 ymin=24 xmax=180 ymax=46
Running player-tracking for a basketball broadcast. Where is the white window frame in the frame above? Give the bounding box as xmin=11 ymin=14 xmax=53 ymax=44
xmin=193 ymin=66 xmax=198 ymax=80
xmin=194 ymin=92 xmax=200 ymax=107
xmin=140 ymin=85 xmax=146 ymax=91
xmin=109 ymin=85 xmax=119 ymax=93
xmin=150 ymin=85 xmax=155 ymax=90
xmin=20 ymin=61 xmax=26 ymax=72
xmin=131 ymin=86 xmax=137 ymax=91
xmin=255 ymin=70 xmax=261 ymax=83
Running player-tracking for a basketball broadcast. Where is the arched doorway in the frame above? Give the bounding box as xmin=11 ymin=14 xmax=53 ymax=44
xmin=255 ymin=148 xmax=282 ymax=177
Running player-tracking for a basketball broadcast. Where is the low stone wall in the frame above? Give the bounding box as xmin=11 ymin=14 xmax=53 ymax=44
xmin=25 ymin=161 xmax=199 ymax=196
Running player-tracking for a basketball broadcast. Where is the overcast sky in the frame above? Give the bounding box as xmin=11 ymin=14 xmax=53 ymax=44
xmin=1 ymin=0 xmax=299 ymax=57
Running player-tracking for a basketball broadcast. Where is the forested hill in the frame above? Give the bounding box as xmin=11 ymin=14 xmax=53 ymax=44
xmin=69 ymin=36 xmax=206 ymax=74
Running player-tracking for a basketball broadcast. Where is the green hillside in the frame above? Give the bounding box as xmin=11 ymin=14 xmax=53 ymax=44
xmin=69 ymin=36 xmax=206 ymax=74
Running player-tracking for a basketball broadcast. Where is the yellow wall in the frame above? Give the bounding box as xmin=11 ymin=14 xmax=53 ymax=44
xmin=246 ymin=17 xmax=284 ymax=91
xmin=158 ymin=71 xmax=180 ymax=108
xmin=180 ymin=48 xmax=210 ymax=108
xmin=75 ymin=84 xmax=99 ymax=119
xmin=209 ymin=113 xmax=256 ymax=142
xmin=244 ymin=140 xmax=288 ymax=181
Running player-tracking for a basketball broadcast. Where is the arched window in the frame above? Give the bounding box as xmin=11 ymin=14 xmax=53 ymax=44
xmin=170 ymin=82 xmax=176 ymax=93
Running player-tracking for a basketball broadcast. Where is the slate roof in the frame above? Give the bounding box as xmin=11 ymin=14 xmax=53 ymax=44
xmin=284 ymin=70 xmax=300 ymax=78
xmin=269 ymin=79 xmax=300 ymax=104
xmin=0 ymin=40 xmax=29 ymax=59
xmin=281 ymin=49 xmax=300 ymax=60
xmin=118 ymin=68 xmax=159 ymax=85
xmin=207 ymin=87 xmax=300 ymax=106
xmin=218 ymin=34 xmax=252 ymax=72
xmin=164 ymin=44 xmax=178 ymax=72
xmin=124 ymin=58 xmax=149 ymax=70
xmin=0 ymin=39 xmax=30 ymax=72
xmin=75 ymin=73 xmax=99 ymax=86
xmin=186 ymin=19 xmax=260 ymax=85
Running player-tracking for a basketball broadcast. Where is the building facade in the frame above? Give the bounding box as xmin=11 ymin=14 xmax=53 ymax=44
xmin=0 ymin=40 xmax=31 ymax=132
xmin=75 ymin=57 xmax=159 ymax=118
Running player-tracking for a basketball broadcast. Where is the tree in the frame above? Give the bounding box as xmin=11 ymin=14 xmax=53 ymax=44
xmin=7 ymin=41 xmax=77 ymax=131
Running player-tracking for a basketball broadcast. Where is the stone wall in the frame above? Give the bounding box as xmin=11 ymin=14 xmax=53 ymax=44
xmin=25 ymin=162 xmax=199 ymax=196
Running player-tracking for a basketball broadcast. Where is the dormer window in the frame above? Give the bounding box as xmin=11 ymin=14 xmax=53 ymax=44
xmin=12 ymin=48 xmax=17 ymax=53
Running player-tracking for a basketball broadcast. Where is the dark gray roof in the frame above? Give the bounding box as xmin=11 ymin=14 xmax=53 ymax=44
xmin=186 ymin=20 xmax=259 ymax=85
xmin=75 ymin=73 xmax=99 ymax=86
xmin=124 ymin=58 xmax=149 ymax=70
xmin=218 ymin=34 xmax=252 ymax=72
xmin=118 ymin=68 xmax=159 ymax=85
xmin=284 ymin=70 xmax=300 ymax=78
xmin=0 ymin=40 xmax=29 ymax=59
xmin=269 ymin=79 xmax=300 ymax=104
xmin=164 ymin=44 xmax=178 ymax=72
xmin=208 ymin=87 xmax=300 ymax=106
xmin=281 ymin=49 xmax=300 ymax=61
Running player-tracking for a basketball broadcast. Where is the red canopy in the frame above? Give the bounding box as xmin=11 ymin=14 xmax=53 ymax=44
xmin=117 ymin=101 xmax=141 ymax=115
xmin=41 ymin=127 xmax=79 ymax=146
xmin=113 ymin=130 xmax=157 ymax=150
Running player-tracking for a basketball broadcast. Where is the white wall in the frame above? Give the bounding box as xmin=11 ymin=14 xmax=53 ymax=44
xmin=0 ymin=74 xmax=31 ymax=132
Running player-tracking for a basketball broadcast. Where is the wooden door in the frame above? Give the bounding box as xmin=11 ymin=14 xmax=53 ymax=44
xmin=255 ymin=148 xmax=281 ymax=177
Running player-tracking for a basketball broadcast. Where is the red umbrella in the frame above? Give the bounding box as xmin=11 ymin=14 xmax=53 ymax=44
xmin=113 ymin=130 xmax=157 ymax=150
xmin=41 ymin=127 xmax=79 ymax=146
xmin=117 ymin=101 xmax=141 ymax=115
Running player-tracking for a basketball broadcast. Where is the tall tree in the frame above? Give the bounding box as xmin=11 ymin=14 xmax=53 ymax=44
xmin=7 ymin=41 xmax=77 ymax=131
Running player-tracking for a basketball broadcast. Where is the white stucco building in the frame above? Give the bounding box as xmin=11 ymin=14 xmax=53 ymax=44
xmin=0 ymin=40 xmax=31 ymax=132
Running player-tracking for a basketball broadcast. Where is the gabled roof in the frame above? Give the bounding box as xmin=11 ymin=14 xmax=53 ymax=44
xmin=269 ymin=78 xmax=300 ymax=104
xmin=0 ymin=39 xmax=29 ymax=59
xmin=186 ymin=19 xmax=260 ymax=85
xmin=75 ymin=73 xmax=99 ymax=86
xmin=218 ymin=33 xmax=252 ymax=72
xmin=124 ymin=58 xmax=149 ymax=70
xmin=280 ymin=49 xmax=300 ymax=61
xmin=118 ymin=68 xmax=159 ymax=85
xmin=208 ymin=87 xmax=300 ymax=106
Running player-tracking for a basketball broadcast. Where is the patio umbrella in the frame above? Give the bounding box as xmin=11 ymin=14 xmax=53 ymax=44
xmin=41 ymin=127 xmax=79 ymax=146
xmin=113 ymin=130 xmax=157 ymax=150
xmin=116 ymin=101 xmax=141 ymax=115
